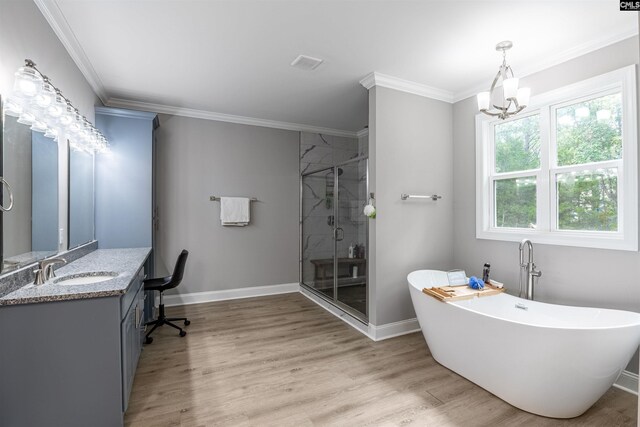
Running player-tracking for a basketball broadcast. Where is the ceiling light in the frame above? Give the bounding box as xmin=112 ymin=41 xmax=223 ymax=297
xmin=7 ymin=59 xmax=108 ymax=153
xmin=290 ymin=54 xmax=323 ymax=71
xmin=477 ymin=41 xmax=530 ymax=120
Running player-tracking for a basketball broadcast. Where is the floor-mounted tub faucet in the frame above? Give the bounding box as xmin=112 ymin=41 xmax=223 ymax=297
xmin=519 ymin=239 xmax=541 ymax=300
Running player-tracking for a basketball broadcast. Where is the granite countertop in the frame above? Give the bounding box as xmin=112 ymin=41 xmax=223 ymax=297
xmin=0 ymin=247 xmax=151 ymax=306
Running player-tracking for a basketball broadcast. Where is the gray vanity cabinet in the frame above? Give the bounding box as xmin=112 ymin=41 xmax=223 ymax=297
xmin=121 ymin=267 xmax=145 ymax=411
xmin=0 ymin=266 xmax=146 ymax=427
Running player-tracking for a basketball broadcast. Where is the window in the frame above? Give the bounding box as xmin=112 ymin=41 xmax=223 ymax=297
xmin=476 ymin=65 xmax=637 ymax=251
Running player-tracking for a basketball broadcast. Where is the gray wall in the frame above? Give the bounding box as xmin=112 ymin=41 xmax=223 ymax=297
xmin=452 ymin=37 xmax=640 ymax=371
xmin=369 ymin=86 xmax=454 ymax=326
xmin=155 ymin=114 xmax=299 ymax=295
xmin=0 ymin=0 xmax=101 ymax=253
xmin=95 ymin=113 xmax=153 ymax=249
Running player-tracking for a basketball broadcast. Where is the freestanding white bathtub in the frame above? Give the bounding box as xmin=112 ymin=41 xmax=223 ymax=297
xmin=408 ymin=269 xmax=640 ymax=418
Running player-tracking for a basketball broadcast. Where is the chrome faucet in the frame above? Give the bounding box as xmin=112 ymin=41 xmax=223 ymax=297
xmin=33 ymin=257 xmax=67 ymax=285
xmin=518 ymin=239 xmax=541 ymax=300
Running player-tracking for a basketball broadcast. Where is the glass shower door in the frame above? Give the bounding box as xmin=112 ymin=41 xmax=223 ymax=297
xmin=301 ymin=167 xmax=335 ymax=300
xmin=335 ymin=158 xmax=368 ymax=318
xmin=301 ymin=158 xmax=368 ymax=322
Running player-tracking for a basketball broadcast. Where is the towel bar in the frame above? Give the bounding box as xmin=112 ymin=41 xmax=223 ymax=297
xmin=210 ymin=196 xmax=258 ymax=202
xmin=400 ymin=194 xmax=442 ymax=201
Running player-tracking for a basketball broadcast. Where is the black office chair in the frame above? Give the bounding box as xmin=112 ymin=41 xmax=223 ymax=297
xmin=144 ymin=249 xmax=190 ymax=344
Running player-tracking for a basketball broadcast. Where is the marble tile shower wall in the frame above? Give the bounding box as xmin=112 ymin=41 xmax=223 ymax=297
xmin=300 ymin=132 xmax=362 ymax=174
xmin=300 ymin=132 xmax=367 ymax=287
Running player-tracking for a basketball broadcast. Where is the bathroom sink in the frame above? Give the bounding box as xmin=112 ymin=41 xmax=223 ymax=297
xmin=54 ymin=272 xmax=119 ymax=285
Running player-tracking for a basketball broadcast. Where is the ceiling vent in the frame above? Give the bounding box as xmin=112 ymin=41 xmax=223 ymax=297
xmin=290 ymin=55 xmax=323 ymax=71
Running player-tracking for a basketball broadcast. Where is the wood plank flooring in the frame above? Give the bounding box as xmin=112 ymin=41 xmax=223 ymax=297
xmin=124 ymin=293 xmax=637 ymax=426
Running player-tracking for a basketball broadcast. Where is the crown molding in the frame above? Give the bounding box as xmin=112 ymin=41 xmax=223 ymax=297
xmin=105 ymin=98 xmax=360 ymax=138
xmin=360 ymin=72 xmax=454 ymax=103
xmin=36 ymin=0 xmax=359 ymax=138
xmin=34 ymin=0 xmax=108 ymax=104
xmin=356 ymin=128 xmax=369 ymax=138
xmin=452 ymin=27 xmax=639 ymax=103
xmin=95 ymin=106 xmax=157 ymax=120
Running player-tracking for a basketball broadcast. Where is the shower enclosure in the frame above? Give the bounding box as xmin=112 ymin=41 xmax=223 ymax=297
xmin=300 ymin=156 xmax=368 ymax=321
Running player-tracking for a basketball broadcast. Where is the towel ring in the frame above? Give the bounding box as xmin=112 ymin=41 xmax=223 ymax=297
xmin=0 ymin=177 xmax=14 ymax=212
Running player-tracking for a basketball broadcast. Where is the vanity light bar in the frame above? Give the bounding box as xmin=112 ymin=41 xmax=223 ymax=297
xmin=5 ymin=59 xmax=108 ymax=154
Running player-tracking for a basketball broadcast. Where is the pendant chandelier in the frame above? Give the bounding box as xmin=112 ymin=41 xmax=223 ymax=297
xmin=4 ymin=59 xmax=108 ymax=153
xmin=477 ymin=41 xmax=531 ymax=120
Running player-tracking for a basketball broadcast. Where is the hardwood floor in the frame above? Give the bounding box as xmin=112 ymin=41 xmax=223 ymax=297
xmin=125 ymin=293 xmax=637 ymax=426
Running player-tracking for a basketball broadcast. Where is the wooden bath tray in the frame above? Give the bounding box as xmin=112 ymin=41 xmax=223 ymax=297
xmin=423 ymin=283 xmax=504 ymax=302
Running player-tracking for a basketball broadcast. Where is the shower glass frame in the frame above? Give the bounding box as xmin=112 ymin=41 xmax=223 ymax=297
xmin=300 ymin=156 xmax=369 ymax=323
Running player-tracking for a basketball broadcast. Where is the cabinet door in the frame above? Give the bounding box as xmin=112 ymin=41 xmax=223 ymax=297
xmin=135 ymin=288 xmax=144 ymax=359
xmin=121 ymin=302 xmax=136 ymax=411
xmin=122 ymin=285 xmax=145 ymax=412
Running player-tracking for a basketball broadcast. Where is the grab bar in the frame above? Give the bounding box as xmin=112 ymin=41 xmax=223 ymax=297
xmin=401 ymin=193 xmax=442 ymax=201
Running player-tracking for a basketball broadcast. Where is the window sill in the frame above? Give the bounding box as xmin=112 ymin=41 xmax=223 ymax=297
xmin=476 ymin=228 xmax=638 ymax=252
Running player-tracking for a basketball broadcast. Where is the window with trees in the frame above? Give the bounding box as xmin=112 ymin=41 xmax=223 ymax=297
xmin=475 ymin=66 xmax=637 ymax=251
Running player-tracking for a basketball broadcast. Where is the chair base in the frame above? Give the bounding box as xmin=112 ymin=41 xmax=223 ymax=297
xmin=144 ymin=302 xmax=190 ymax=344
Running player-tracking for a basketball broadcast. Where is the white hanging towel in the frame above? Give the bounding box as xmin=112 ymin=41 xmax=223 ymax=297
xmin=220 ymin=197 xmax=250 ymax=226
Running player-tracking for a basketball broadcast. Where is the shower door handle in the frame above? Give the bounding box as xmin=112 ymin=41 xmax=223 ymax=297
xmin=334 ymin=227 xmax=344 ymax=241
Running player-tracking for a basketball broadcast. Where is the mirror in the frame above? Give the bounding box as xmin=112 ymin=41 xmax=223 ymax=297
xmin=2 ymin=105 xmax=59 ymax=274
xmin=68 ymin=147 xmax=94 ymax=249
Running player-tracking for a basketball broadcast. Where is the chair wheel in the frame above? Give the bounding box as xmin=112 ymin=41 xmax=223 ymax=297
xmin=184 ymin=320 xmax=191 ymax=326
xmin=179 ymin=330 xmax=187 ymax=337
xmin=145 ymin=336 xmax=153 ymax=344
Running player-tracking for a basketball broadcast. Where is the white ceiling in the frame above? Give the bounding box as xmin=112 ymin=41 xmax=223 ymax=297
xmin=39 ymin=0 xmax=637 ymax=134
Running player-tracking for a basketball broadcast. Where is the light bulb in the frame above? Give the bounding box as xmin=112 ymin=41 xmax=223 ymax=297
xmin=47 ymin=94 xmax=66 ymax=118
xmin=13 ymin=65 xmax=42 ymax=97
xmin=17 ymin=111 xmax=36 ymax=126
xmin=59 ymin=104 xmax=74 ymax=126
xmin=31 ymin=119 xmax=48 ymax=133
xmin=35 ymin=80 xmax=55 ymax=108
xmin=3 ymin=96 xmax=24 ymax=117
xmin=516 ymin=87 xmax=531 ymax=107
xmin=44 ymin=127 xmax=59 ymax=139
xmin=503 ymin=78 xmax=519 ymax=100
xmin=477 ymin=92 xmax=490 ymax=110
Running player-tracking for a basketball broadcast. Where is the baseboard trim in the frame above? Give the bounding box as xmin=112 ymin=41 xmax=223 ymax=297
xmin=614 ymin=370 xmax=638 ymax=396
xmin=368 ymin=318 xmax=421 ymax=341
xmin=163 ymin=283 xmax=300 ymax=307
xmin=299 ymin=287 xmax=420 ymax=342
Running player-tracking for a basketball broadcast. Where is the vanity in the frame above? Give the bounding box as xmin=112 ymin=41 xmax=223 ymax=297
xmin=0 ymin=59 xmax=158 ymax=426
xmin=0 ymin=246 xmax=150 ymax=427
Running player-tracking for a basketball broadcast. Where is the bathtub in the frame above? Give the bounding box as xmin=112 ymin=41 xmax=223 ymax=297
xmin=408 ymin=269 xmax=640 ymax=418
